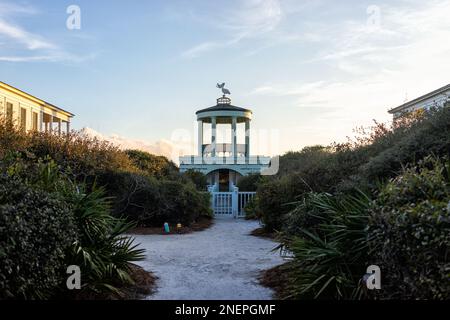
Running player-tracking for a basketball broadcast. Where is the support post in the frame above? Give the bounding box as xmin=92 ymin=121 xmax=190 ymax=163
xmin=232 ymin=116 xmax=237 ymax=162
xmin=232 ymin=185 xmax=239 ymax=218
xmin=66 ymin=121 xmax=70 ymax=134
xmin=198 ymin=120 xmax=203 ymax=156
xmin=58 ymin=118 xmax=62 ymax=135
xmin=245 ymin=119 xmax=250 ymax=160
xmin=211 ymin=116 xmax=217 ymax=157
xmin=39 ymin=111 xmax=44 ymax=132
xmin=51 ymin=115 xmax=55 ymax=133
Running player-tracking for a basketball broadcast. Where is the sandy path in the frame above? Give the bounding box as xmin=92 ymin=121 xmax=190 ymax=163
xmin=133 ymin=219 xmax=284 ymax=300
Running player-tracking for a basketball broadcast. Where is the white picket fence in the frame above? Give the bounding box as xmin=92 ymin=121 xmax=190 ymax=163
xmin=238 ymin=192 xmax=256 ymax=218
xmin=211 ymin=190 xmax=256 ymax=218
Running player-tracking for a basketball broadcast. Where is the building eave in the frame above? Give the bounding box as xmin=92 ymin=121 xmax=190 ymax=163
xmin=388 ymin=83 xmax=450 ymax=114
xmin=0 ymin=81 xmax=75 ymax=117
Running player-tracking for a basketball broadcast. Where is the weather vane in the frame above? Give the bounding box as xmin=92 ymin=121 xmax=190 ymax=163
xmin=216 ymin=83 xmax=231 ymax=96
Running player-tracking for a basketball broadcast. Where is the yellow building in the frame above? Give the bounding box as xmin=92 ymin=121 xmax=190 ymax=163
xmin=0 ymin=81 xmax=74 ymax=133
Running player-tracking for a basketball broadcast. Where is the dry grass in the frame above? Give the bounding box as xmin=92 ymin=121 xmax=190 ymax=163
xmin=250 ymin=227 xmax=278 ymax=240
xmin=259 ymin=263 xmax=293 ymax=300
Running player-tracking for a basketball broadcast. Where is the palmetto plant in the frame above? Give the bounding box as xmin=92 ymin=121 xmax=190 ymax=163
xmin=2 ymin=155 xmax=146 ymax=298
xmin=36 ymin=159 xmax=147 ymax=295
xmin=27 ymin=158 xmax=145 ymax=296
xmin=66 ymin=186 xmax=146 ymax=295
xmin=280 ymin=191 xmax=372 ymax=299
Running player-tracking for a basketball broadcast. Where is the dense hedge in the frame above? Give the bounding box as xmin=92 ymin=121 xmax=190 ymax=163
xmin=0 ymin=174 xmax=76 ymax=299
xmin=258 ymin=106 xmax=450 ymax=232
xmin=275 ymin=157 xmax=450 ymax=300
xmin=257 ymin=106 xmax=450 ymax=300
xmin=368 ymin=157 xmax=450 ymax=299
xmin=0 ymin=119 xmax=211 ymax=227
xmin=125 ymin=149 xmax=178 ymax=179
xmin=99 ymin=171 xmax=211 ymax=226
xmin=277 ymin=191 xmax=371 ymax=299
xmin=236 ymin=173 xmax=264 ymax=192
xmin=27 ymin=132 xmax=136 ymax=181
xmin=0 ymin=118 xmax=209 ymax=299
xmin=182 ymin=169 xmax=208 ymax=191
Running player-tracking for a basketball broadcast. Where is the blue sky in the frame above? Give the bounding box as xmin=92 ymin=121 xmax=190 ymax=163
xmin=1 ymin=0 xmax=450 ymax=158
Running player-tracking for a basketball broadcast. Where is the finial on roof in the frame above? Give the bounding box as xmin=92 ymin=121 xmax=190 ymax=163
xmin=216 ymin=82 xmax=231 ymax=96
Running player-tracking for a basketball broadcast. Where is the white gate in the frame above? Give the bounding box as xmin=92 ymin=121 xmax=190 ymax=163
xmin=211 ymin=190 xmax=256 ymax=218
xmin=212 ymin=192 xmax=233 ymax=217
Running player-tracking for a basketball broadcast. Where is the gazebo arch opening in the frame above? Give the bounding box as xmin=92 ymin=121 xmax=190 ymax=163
xmin=206 ymin=168 xmax=244 ymax=192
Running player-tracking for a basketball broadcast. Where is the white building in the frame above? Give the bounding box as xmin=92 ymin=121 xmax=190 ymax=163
xmin=388 ymin=83 xmax=450 ymax=119
xmin=179 ymin=91 xmax=270 ymax=193
xmin=0 ymin=81 xmax=74 ymax=133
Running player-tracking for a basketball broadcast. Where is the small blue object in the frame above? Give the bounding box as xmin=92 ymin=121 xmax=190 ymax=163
xmin=164 ymin=222 xmax=170 ymax=233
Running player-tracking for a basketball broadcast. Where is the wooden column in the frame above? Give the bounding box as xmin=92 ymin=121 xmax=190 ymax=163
xmin=211 ymin=116 xmax=217 ymax=157
xmin=198 ymin=120 xmax=203 ymax=156
xmin=245 ymin=119 xmax=250 ymax=159
xmin=51 ymin=115 xmax=55 ymax=133
xmin=232 ymin=116 xmax=237 ymax=161
xmin=58 ymin=118 xmax=62 ymax=135
xmin=39 ymin=111 xmax=44 ymax=132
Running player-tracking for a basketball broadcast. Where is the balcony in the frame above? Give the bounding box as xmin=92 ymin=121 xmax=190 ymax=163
xmin=201 ymin=143 xmax=247 ymax=157
xmin=179 ymin=155 xmax=271 ymax=166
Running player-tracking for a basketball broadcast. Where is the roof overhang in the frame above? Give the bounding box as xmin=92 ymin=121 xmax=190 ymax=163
xmin=0 ymin=81 xmax=75 ymax=117
xmin=388 ymin=83 xmax=450 ymax=114
xmin=196 ymin=110 xmax=252 ymax=123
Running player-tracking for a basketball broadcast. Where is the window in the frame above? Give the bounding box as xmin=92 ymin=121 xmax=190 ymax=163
xmin=6 ymin=102 xmax=13 ymax=121
xmin=32 ymin=112 xmax=39 ymax=131
xmin=20 ymin=108 xmax=27 ymax=131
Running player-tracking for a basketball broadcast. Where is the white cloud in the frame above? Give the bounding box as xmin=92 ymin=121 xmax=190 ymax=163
xmin=0 ymin=19 xmax=56 ymax=50
xmin=221 ymin=0 xmax=282 ymax=36
xmin=0 ymin=2 xmax=38 ymax=15
xmin=79 ymin=127 xmax=187 ymax=164
xmin=0 ymin=1 xmax=91 ymax=63
xmin=181 ymin=37 xmax=243 ymax=59
xmin=181 ymin=0 xmax=282 ymax=58
xmin=251 ymin=0 xmax=450 ymax=143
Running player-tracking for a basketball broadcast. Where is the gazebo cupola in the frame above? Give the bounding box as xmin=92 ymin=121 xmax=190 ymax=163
xmin=179 ymin=83 xmax=270 ymax=192
xmin=196 ymin=95 xmax=252 ymax=161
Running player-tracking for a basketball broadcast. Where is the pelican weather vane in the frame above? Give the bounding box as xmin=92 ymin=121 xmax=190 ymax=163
xmin=216 ymin=83 xmax=231 ymax=96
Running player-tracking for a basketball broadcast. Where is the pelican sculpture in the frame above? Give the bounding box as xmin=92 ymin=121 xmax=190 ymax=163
xmin=217 ymin=83 xmax=231 ymax=95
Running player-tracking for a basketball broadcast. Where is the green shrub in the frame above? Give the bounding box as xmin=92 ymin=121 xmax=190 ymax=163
xmin=0 ymin=116 xmax=29 ymax=158
xmin=255 ymin=107 xmax=450 ymax=232
xmin=157 ymin=180 xmax=212 ymax=225
xmin=125 ymin=149 xmax=178 ymax=179
xmin=0 ymin=154 xmax=146 ymax=299
xmin=182 ymin=169 xmax=208 ymax=191
xmin=359 ymin=107 xmax=450 ymax=188
xmin=368 ymin=156 xmax=450 ymax=299
xmin=64 ymin=186 xmax=145 ymax=297
xmin=243 ymin=196 xmax=260 ymax=220
xmin=27 ymin=132 xmax=136 ymax=182
xmin=237 ymin=174 xmax=265 ymax=192
xmin=99 ymin=171 xmax=211 ymax=227
xmin=97 ymin=170 xmax=160 ymax=223
xmin=282 ymin=192 xmax=330 ymax=237
xmin=257 ymin=174 xmax=310 ymax=231
xmin=279 ymin=191 xmax=371 ymax=299
xmin=276 ymin=146 xmax=331 ymax=177
xmin=0 ymin=119 xmax=208 ymax=228
xmin=0 ymin=174 xmax=76 ymax=299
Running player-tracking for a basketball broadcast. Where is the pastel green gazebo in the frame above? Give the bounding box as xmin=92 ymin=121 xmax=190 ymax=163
xmin=179 ymin=84 xmax=270 ymax=192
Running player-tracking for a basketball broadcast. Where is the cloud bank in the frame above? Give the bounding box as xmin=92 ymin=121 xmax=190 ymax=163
xmin=79 ymin=127 xmax=183 ymax=164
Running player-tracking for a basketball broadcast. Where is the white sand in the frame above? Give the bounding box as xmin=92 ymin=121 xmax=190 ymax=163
xmin=132 ymin=219 xmax=285 ymax=300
